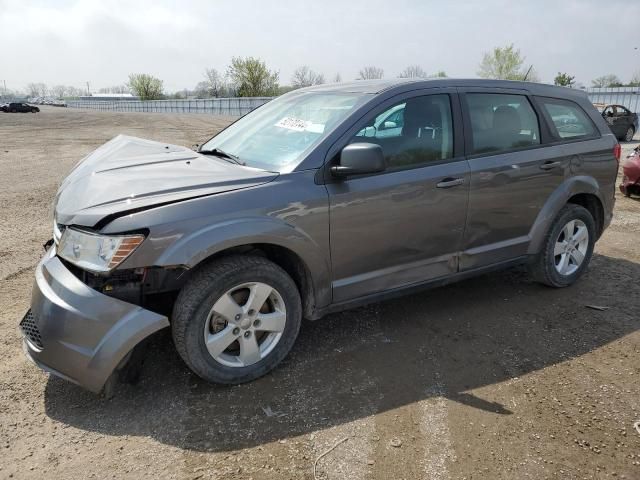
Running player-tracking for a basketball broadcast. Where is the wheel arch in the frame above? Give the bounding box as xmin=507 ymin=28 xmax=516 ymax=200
xmin=528 ymin=176 xmax=606 ymax=255
xmin=153 ymin=218 xmax=331 ymax=319
xmin=186 ymin=243 xmax=318 ymax=320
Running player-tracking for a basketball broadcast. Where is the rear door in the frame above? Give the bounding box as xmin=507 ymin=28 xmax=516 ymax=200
xmin=614 ymin=105 xmax=633 ymax=138
xmin=326 ymin=89 xmax=470 ymax=302
xmin=458 ymin=88 xmax=569 ymax=269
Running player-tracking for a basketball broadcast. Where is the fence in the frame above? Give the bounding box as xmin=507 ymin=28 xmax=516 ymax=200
xmin=585 ymin=87 xmax=640 ymax=112
xmin=67 ymin=97 xmax=273 ymax=116
xmin=67 ymin=88 xmax=640 ymax=116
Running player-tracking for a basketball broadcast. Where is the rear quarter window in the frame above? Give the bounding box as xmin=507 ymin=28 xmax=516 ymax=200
xmin=537 ymin=97 xmax=598 ymax=140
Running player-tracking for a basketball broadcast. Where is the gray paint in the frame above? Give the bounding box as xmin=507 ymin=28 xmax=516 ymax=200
xmin=25 ymin=79 xmax=618 ymax=393
xmin=25 ymin=248 xmax=168 ymax=393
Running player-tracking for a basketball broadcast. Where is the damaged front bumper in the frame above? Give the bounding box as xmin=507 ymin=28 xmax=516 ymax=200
xmin=20 ymin=247 xmax=169 ymax=393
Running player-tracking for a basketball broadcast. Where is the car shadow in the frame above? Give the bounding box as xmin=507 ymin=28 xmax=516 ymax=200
xmin=44 ymin=253 xmax=640 ymax=452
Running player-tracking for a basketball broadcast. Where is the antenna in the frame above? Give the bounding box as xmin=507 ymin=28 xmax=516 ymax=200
xmin=523 ymin=65 xmax=533 ymax=82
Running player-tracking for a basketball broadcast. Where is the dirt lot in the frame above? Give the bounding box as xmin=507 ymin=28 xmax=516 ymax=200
xmin=0 ymin=106 xmax=638 ymax=480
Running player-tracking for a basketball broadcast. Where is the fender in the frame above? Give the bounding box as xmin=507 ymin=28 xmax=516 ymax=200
xmin=154 ymin=216 xmax=332 ymax=309
xmin=527 ymin=175 xmax=604 ymax=255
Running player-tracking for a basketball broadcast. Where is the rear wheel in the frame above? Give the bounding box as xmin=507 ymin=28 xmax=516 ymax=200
xmin=529 ymin=204 xmax=595 ymax=287
xmin=31 ymin=108 xmax=37 ymax=113
xmin=172 ymin=255 xmax=302 ymax=384
xmin=624 ymin=126 xmax=635 ymax=142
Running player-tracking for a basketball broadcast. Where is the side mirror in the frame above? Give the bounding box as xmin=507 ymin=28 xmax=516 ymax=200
xmin=382 ymin=121 xmax=397 ymax=130
xmin=331 ymin=143 xmax=386 ymax=177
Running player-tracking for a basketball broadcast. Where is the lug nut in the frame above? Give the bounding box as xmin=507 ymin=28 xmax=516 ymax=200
xmin=233 ymin=327 xmax=240 ymax=335
xmin=248 ymin=309 xmax=255 ymax=316
xmin=244 ymin=331 xmax=251 ymax=338
xmin=253 ymin=319 xmax=261 ymax=327
xmin=235 ymin=314 xmax=241 ymax=321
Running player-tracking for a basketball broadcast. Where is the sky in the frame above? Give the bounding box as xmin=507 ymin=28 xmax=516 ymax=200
xmin=1 ymin=0 xmax=639 ymax=93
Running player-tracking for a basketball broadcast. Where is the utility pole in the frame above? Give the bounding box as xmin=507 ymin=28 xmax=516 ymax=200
xmin=86 ymin=81 xmax=90 ymax=96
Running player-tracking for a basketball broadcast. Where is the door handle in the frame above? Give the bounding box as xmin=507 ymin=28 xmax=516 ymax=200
xmin=540 ymin=161 xmax=562 ymax=170
xmin=436 ymin=177 xmax=465 ymax=188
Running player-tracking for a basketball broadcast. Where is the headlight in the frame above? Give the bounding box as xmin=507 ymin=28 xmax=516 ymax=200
xmin=57 ymin=228 xmax=145 ymax=273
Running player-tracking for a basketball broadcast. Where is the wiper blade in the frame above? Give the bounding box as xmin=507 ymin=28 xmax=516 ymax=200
xmin=199 ymin=147 xmax=244 ymax=165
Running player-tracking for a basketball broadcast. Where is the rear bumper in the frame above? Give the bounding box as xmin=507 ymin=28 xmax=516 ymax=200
xmin=20 ymin=247 xmax=169 ymax=393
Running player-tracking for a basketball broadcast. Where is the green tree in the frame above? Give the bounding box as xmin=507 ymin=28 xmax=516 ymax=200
xmin=554 ymin=72 xmax=576 ymax=88
xmin=478 ymin=44 xmax=536 ymax=81
xmin=227 ymin=57 xmax=279 ymax=97
xmin=430 ymin=70 xmax=447 ymax=78
xmin=628 ymin=71 xmax=640 ymax=87
xmin=591 ymin=74 xmax=623 ymax=88
xmin=127 ymin=73 xmax=163 ymax=100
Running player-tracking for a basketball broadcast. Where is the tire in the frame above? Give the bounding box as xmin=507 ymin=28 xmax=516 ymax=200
xmin=624 ymin=126 xmax=635 ymax=142
xmin=31 ymin=108 xmax=37 ymax=113
xmin=172 ymin=255 xmax=302 ymax=384
xmin=529 ymin=204 xmax=596 ymax=288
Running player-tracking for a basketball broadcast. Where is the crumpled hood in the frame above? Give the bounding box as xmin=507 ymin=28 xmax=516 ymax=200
xmin=54 ymin=135 xmax=278 ymax=226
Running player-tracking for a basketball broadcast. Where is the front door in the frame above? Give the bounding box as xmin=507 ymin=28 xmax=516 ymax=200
xmin=326 ymin=91 xmax=470 ymax=303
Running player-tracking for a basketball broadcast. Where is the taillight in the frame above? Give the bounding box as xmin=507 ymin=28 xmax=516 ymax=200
xmin=613 ymin=143 xmax=621 ymax=163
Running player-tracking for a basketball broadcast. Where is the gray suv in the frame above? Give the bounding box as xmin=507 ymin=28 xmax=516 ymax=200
xmin=20 ymin=79 xmax=619 ymax=393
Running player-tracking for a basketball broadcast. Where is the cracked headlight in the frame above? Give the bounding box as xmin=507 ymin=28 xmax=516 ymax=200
xmin=57 ymin=228 xmax=145 ymax=273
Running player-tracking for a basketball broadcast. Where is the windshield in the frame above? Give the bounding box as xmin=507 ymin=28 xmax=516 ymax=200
xmin=200 ymin=91 xmax=368 ymax=172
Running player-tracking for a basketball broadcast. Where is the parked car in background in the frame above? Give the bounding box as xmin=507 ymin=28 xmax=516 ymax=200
xmin=595 ymin=103 xmax=638 ymax=142
xmin=20 ymin=79 xmax=619 ymax=394
xmin=620 ymin=145 xmax=640 ymax=197
xmin=1 ymin=102 xmax=39 ymax=113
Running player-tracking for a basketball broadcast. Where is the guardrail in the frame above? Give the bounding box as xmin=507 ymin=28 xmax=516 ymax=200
xmin=67 ymin=97 xmax=273 ymax=116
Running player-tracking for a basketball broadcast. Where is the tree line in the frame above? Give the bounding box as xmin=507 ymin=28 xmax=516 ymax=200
xmin=8 ymin=46 xmax=640 ymax=101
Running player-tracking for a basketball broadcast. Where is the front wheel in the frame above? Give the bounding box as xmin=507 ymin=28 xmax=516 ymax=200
xmin=172 ymin=255 xmax=302 ymax=384
xmin=529 ymin=204 xmax=595 ymax=287
xmin=31 ymin=108 xmax=37 ymax=113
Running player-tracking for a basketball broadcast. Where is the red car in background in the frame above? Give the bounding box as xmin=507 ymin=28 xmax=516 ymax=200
xmin=620 ymin=145 xmax=640 ymax=197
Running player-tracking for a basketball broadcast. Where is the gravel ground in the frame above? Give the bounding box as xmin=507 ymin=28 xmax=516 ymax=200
xmin=0 ymin=106 xmax=638 ymax=480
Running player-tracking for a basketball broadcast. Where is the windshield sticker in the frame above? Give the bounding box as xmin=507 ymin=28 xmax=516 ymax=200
xmin=275 ymin=117 xmax=311 ymax=132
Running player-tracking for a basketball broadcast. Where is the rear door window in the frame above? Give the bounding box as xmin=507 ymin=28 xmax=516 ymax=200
xmin=538 ymin=98 xmax=597 ymax=140
xmin=465 ymin=93 xmax=540 ymax=155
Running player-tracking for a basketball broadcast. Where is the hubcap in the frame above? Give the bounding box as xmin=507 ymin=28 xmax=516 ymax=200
xmin=204 ymin=282 xmax=286 ymax=367
xmin=553 ymin=219 xmax=589 ymax=276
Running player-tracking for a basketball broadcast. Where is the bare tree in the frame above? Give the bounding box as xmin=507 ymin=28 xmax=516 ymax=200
xmin=26 ymin=82 xmax=47 ymax=97
xmin=98 ymin=85 xmax=130 ymax=94
xmin=127 ymin=74 xmax=164 ymax=100
xmin=333 ymin=73 xmax=342 ymax=83
xmin=630 ymin=71 xmax=640 ymax=87
xmin=51 ymin=85 xmax=67 ymax=98
xmin=65 ymin=86 xmax=82 ymax=97
xmin=203 ymin=68 xmax=226 ymax=97
xmin=358 ymin=66 xmax=384 ymax=80
xmin=399 ymin=65 xmax=427 ymax=78
xmin=291 ymin=65 xmax=325 ymax=88
xmin=591 ymin=74 xmax=623 ymax=88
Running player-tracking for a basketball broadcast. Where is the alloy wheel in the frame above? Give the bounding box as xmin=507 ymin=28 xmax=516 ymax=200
xmin=203 ymin=282 xmax=286 ymax=367
xmin=553 ymin=219 xmax=589 ymax=276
